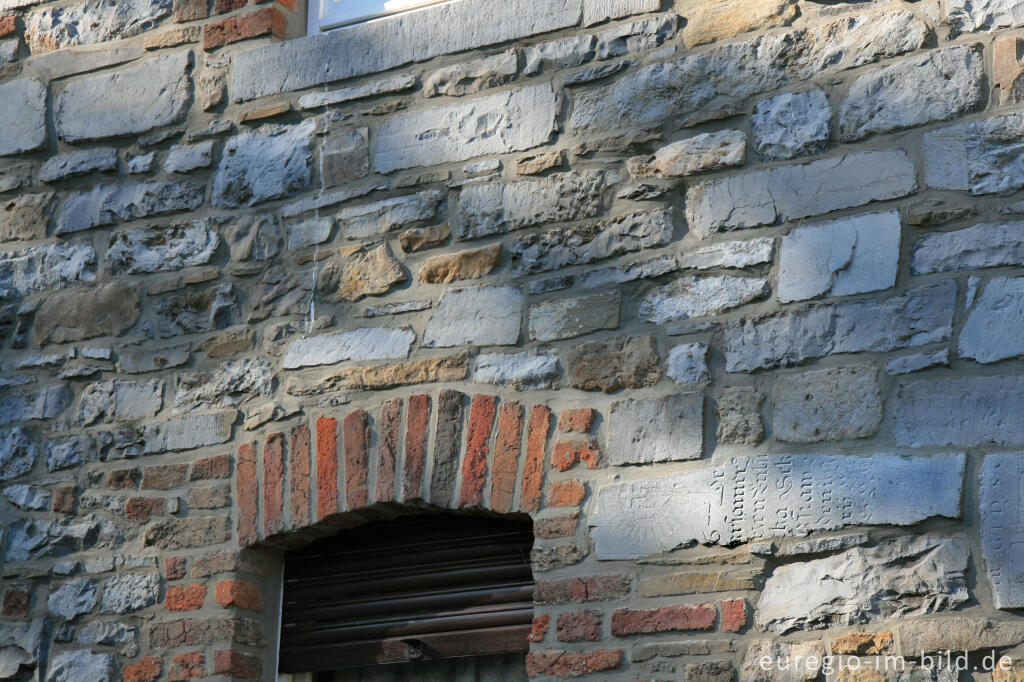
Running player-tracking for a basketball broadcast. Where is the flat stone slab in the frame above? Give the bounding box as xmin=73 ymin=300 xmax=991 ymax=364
xmin=895 ymin=374 xmax=1024 ymax=447
xmin=912 ymin=222 xmax=1024 ymax=274
xmin=0 ymin=79 xmax=46 ymax=157
xmin=959 ymin=277 xmax=1024 ymax=364
xmin=980 ymin=453 xmax=1024 ymax=609
xmin=283 ymin=327 xmax=415 ymax=369
xmin=423 ymin=286 xmax=523 ymax=348
xmin=607 ymin=395 xmax=703 ymax=465
xmin=591 ymin=453 xmax=964 ymax=558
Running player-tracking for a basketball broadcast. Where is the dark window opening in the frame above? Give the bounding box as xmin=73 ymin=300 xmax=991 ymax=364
xmin=279 ymin=513 xmax=534 ymax=678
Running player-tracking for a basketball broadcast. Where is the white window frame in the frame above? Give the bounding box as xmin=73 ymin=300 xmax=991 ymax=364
xmin=308 ymin=0 xmax=454 ymax=34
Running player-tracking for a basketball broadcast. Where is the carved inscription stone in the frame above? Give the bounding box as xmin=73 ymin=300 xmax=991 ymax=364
xmin=591 ymin=453 xmax=964 ymax=559
xmin=980 ymin=453 xmax=1024 ymax=609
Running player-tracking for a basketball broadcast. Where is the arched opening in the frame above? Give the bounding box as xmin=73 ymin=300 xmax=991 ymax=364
xmin=278 ymin=511 xmax=534 ymax=681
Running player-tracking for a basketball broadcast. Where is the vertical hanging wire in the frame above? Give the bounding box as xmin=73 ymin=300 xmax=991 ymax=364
xmin=306 ymin=54 xmax=332 ymax=335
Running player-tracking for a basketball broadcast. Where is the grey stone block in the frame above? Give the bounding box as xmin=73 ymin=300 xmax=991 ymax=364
xmin=55 ymin=50 xmax=190 ymax=143
xmin=58 ymin=180 xmax=205 ymax=235
xmin=580 ymin=255 xmax=678 ymax=289
xmin=0 ymin=79 xmax=46 ymax=157
xmin=607 ymin=394 xmax=703 ymax=465
xmin=164 ymin=140 xmax=214 ymax=174
xmin=106 ymin=220 xmax=219 ymax=275
xmin=173 ymin=358 xmax=273 ymax=412
xmin=297 ymin=74 xmax=419 ymax=109
xmin=591 ymin=452 xmax=964 ymax=558
xmin=283 ymin=327 xmax=415 ymax=369
xmin=912 ymin=222 xmax=1024 ymax=274
xmin=583 ymin=0 xmax=659 ymax=25
xmin=680 ymin=238 xmax=774 ymax=271
xmin=212 ymin=120 xmax=315 ymax=209
xmin=773 ymin=364 xmax=882 ymax=443
xmin=141 ymin=412 xmax=235 ymax=454
xmin=25 ymin=0 xmax=170 ymax=52
xmin=639 ymin=275 xmax=769 ymax=323
xmin=667 ymin=342 xmax=709 ymax=387
xmin=724 ymin=281 xmax=956 ymax=372
xmin=45 ymin=649 xmax=117 ymax=682
xmin=895 ymin=374 xmax=1024 ymax=447
xmin=423 ymin=286 xmax=523 ymax=348
xmin=0 ymin=427 xmax=36 ymax=481
xmin=77 ymin=379 xmax=164 ymax=425
xmin=981 ymin=453 xmax=1024 ymax=609
xmin=338 ymin=190 xmax=444 ymax=240
xmin=0 ymin=239 xmax=96 ymax=298
xmin=924 ymin=112 xmax=1024 ymax=195
xmin=752 ymin=89 xmax=830 ymax=161
xmin=960 ymin=277 xmax=1024 ymax=363
xmin=0 ymin=386 xmax=73 ymax=425
xmin=475 ymin=350 xmax=560 ymax=391
xmin=40 ymin=148 xmax=118 ymax=183
xmin=528 ymin=291 xmax=620 ymax=342
xmin=948 ymin=0 xmax=1024 ymax=32
xmin=100 ymin=573 xmax=159 ymax=614
xmin=48 ymin=579 xmax=97 ymax=621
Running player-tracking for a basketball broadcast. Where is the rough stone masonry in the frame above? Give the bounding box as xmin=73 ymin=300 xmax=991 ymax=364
xmin=1 ymin=0 xmax=1024 ymax=680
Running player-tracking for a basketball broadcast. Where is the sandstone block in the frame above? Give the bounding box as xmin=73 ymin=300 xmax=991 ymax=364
xmin=566 ymin=334 xmax=661 ymax=392
xmin=628 ymin=130 xmax=745 ymax=178
xmin=419 ymin=245 xmax=502 ymax=283
xmin=33 ymin=282 xmax=140 ymax=345
xmin=681 ymin=0 xmax=797 ymax=47
xmin=319 ymin=243 xmax=407 ymax=302
xmin=1 ymin=193 xmax=55 ymax=243
xmin=716 ymin=387 xmax=765 ymax=445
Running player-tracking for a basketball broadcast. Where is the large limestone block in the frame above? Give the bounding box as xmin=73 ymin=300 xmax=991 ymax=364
xmin=374 ymin=84 xmax=558 ymax=172
xmin=57 ymin=181 xmax=205 ymax=235
xmin=583 ymin=0 xmax=659 ymax=26
xmin=55 ymin=51 xmax=191 ymax=143
xmin=212 ymin=121 xmax=315 ymax=208
xmin=981 ymin=453 xmax=1024 ymax=609
xmin=752 ymin=89 xmax=831 ymax=161
xmin=591 ymin=453 xmax=964 ymax=558
xmin=778 ymin=212 xmax=901 ymax=303
xmin=895 ymin=374 xmax=1024 ymax=447
xmin=33 ymin=282 xmax=140 ymax=345
xmin=0 ymin=240 xmax=96 ymax=298
xmin=0 ymin=79 xmax=46 ymax=157
xmin=639 ymin=275 xmax=769 ymax=323
xmin=686 ymin=151 xmax=916 ymax=238
xmin=25 ymin=0 xmax=170 ymax=52
xmin=106 ymin=221 xmax=219 ymax=275
xmin=948 ymin=0 xmax=1024 ymax=32
xmin=960 ymin=277 xmax=1024 ymax=363
xmin=607 ymin=395 xmax=703 ymax=465
xmin=283 ymin=327 xmax=415 ymax=369
xmin=423 ymin=286 xmax=523 ymax=348
xmin=757 ymin=536 xmax=968 ymax=633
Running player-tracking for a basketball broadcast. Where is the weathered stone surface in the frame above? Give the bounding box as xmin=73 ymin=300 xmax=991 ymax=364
xmin=45 ymin=433 xmax=95 ymax=472
xmin=0 ymin=79 xmax=46 ymax=157
xmin=283 ymin=327 xmax=415 ymax=369
xmin=363 ymin=299 xmax=432 ymax=318
xmin=840 ymin=45 xmax=985 ymax=142
xmin=424 ymin=50 xmax=518 ymax=97
xmin=639 ymin=275 xmax=769 ymax=323
xmin=608 ymin=395 xmax=703 ymax=465
xmin=512 ymin=208 xmax=674 ymax=275
xmin=4 ymin=484 xmax=51 ymax=510
xmin=716 ymin=387 xmax=764 ymax=445
xmin=667 ymin=343 xmax=709 ymax=387
xmin=640 ymin=568 xmax=762 ymax=597
xmin=174 ymin=358 xmax=272 ymax=412
xmin=895 ymin=374 xmax=1024 ymax=447
xmin=26 ymin=0 xmax=169 ymax=52
xmin=212 ymin=121 xmax=314 ymax=209
xmin=529 ymin=292 xmax=620 ymax=342
xmin=580 ymin=255 xmax=677 ymax=290
xmin=741 ymin=640 xmax=824 ymax=682
xmin=773 ymin=365 xmax=882 ymax=443
xmin=0 ymin=237 xmax=95 ymax=296
xmin=570 ymin=10 xmax=927 ymax=135
xmin=583 ymin=0 xmax=659 ymax=25
xmin=0 ymin=386 xmax=73 ymax=425
xmin=286 ymin=219 xmax=332 ymax=251
xmin=400 ymin=224 xmax=450 ymax=253
xmin=58 ymin=180 xmax=205 ymax=235
xmin=913 ymin=222 xmax=1024 ymax=275
xmin=633 ymin=638 xmax=736 ymax=661
xmin=778 ymin=533 xmax=870 ymax=559
xmin=779 ymin=211 xmax=900 ymax=303
xmin=322 ymin=128 xmax=369 ymax=188
xmin=7 ymin=515 xmax=123 ymax=561
xmin=338 ymin=190 xmax=445 ymax=240
xmin=319 ymin=243 xmax=407 ymax=302
xmin=752 ymin=89 xmax=830 ymax=161
xmin=475 ymin=350 xmax=560 ymax=391
xmin=232 ymin=0 xmax=580 ymax=101
xmin=374 ymin=84 xmax=558 ymax=172
xmin=33 ymin=282 xmax=140 ymax=346
xmin=48 ymin=578 xmax=97 ymax=621
xmin=898 ymin=617 xmax=1024 ymax=654
xmin=140 ymin=412 xmax=234 ymax=454
xmin=0 ymin=193 xmax=51 ymax=244
xmin=78 ymin=622 xmax=137 ymax=646
xmin=681 ymin=0 xmax=797 ymax=47
xmin=118 ymin=344 xmax=190 ymax=374
xmin=885 ymin=349 xmax=949 ymax=376
xmin=46 ymin=649 xmax=117 ymax=682
xmin=628 ymin=130 xmax=745 ymax=178
xmin=226 ymin=215 xmax=282 ymax=262
xmin=924 ymin=113 xmax=1024 ymax=195
xmin=423 ymin=286 xmax=522 ymax=348
xmin=78 ymin=379 xmax=163 ymax=425
xmin=164 ymin=141 xmax=214 ymax=174
xmin=724 ymin=281 xmax=956 ymax=372
xmin=757 ymin=536 xmax=968 ymax=633
xmin=960 ymin=277 xmax=1024 ymax=363
xmin=566 ymin=335 xmax=660 ymax=392
xmin=154 ymin=283 xmax=238 ymax=338
xmin=948 ymin=0 xmax=1024 ymax=32
xmin=106 ymin=221 xmax=219 ymax=275
xmin=592 ymin=453 xmax=964 ymax=558
xmin=40 ymin=149 xmax=118 ymax=184
xmin=687 ymin=151 xmax=916 ymax=238
xmin=298 ymin=74 xmax=418 ymax=109
xmin=680 ymin=238 xmax=774 ymax=271
xmin=453 ymin=171 xmax=604 ymax=240
xmin=311 ymin=353 xmax=468 ymax=392
xmin=980 ymin=453 xmax=1024 ymax=609
xmin=100 ymin=573 xmax=160 ymax=614
xmin=0 ymin=427 xmax=36 ymax=481
xmin=55 ymin=51 xmax=189 ymax=143
xmin=419 ymin=245 xmax=501 ymax=284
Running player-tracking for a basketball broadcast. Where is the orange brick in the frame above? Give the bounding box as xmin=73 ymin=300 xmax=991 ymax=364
xmin=215 ymin=579 xmax=263 ymax=611
xmin=548 ymin=480 xmax=586 ymax=507
xmin=165 ymin=584 xmax=207 ymax=611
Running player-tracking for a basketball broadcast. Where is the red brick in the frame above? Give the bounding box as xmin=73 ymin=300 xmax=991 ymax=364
xmin=165 ymin=556 xmax=187 ymax=581
xmin=123 ymin=657 xmax=161 ymax=682
xmin=548 ymin=480 xmax=586 ymax=507
xmin=343 ymin=410 xmax=370 ymax=510
xmin=203 ymin=7 xmax=284 ymax=50
xmin=236 ymin=441 xmax=259 ymax=548
xmin=0 ymin=15 xmax=16 ymax=39
xmin=402 ymin=395 xmax=430 ymax=501
xmin=534 ymin=576 xmax=631 ymax=605
xmin=559 ymin=408 xmax=596 ymax=433
xmin=316 ymin=417 xmax=338 ymax=520
xmin=215 ymin=579 xmax=263 ymax=611
xmin=263 ymin=432 xmax=285 ymax=537
xmin=52 ymin=486 xmax=75 ymax=513
xmin=721 ymin=598 xmax=746 ymax=633
xmin=526 ymin=649 xmax=623 ymax=678
xmin=552 ymin=440 xmax=600 ymax=472
xmin=458 ymin=395 xmax=498 ymax=508
xmin=166 ymin=584 xmax=207 ymax=611
xmin=556 ymin=610 xmax=602 ymax=642
xmin=2 ymin=589 xmax=28 ymax=617
xmin=214 ymin=0 xmax=246 ymax=13
xmin=174 ymin=0 xmax=209 ymax=21
xmin=490 ymin=402 xmax=523 ymax=513
xmin=290 ymin=425 xmax=311 ymax=527
xmin=610 ymin=604 xmax=715 ymax=636
xmin=125 ymin=497 xmax=165 ymax=522
xmin=191 ymin=454 xmax=232 ymax=480
xmin=520 ymin=405 xmax=552 ymax=513
xmin=168 ymin=652 xmax=205 ymax=682
xmin=107 ymin=467 xmax=140 ymax=489
xmin=535 ymin=513 xmax=579 ymax=539
xmin=528 ymin=614 xmax=550 ymax=643
xmin=376 ymin=399 xmax=401 ymax=503
xmin=143 ymin=463 xmax=189 ymax=490
xmin=213 ymin=649 xmax=260 ymax=679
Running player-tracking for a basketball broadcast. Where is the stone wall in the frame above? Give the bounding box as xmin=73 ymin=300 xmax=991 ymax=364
xmin=1 ymin=0 xmax=1023 ymax=680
